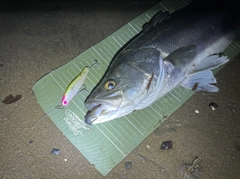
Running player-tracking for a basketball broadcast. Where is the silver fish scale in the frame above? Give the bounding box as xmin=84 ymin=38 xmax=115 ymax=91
xmin=126 ymin=12 xmax=235 ymax=59
xmin=117 ymin=48 xmax=161 ymax=76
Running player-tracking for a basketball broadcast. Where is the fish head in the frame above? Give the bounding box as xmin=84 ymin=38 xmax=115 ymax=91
xmin=85 ymin=48 xmax=163 ymax=124
xmin=85 ymin=63 xmax=147 ymax=124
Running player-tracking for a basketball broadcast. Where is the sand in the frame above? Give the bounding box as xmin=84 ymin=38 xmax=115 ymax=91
xmin=0 ymin=1 xmax=240 ymax=178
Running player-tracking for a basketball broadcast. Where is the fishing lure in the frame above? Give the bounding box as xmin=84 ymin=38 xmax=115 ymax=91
xmin=31 ymin=60 xmax=98 ymax=129
xmin=61 ymin=60 xmax=98 ymax=106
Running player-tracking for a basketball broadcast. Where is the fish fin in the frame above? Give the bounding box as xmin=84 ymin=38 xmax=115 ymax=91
xmin=181 ymin=70 xmax=218 ymax=92
xmin=142 ymin=10 xmax=171 ymax=32
xmin=181 ymin=55 xmax=229 ymax=92
xmin=164 ymin=45 xmax=197 ymax=67
xmin=192 ymin=55 xmax=228 ymax=72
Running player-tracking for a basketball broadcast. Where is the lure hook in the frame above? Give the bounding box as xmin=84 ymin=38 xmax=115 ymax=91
xmin=89 ymin=59 xmax=99 ymax=69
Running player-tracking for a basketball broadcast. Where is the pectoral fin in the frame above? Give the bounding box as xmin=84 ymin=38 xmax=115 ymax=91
xmin=164 ymin=45 xmax=197 ymax=67
xmin=182 ymin=70 xmax=218 ymax=92
xmin=191 ymin=55 xmax=228 ymax=72
xmin=181 ymin=55 xmax=228 ymax=92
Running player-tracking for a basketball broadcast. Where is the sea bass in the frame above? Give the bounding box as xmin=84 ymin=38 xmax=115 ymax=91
xmin=84 ymin=2 xmax=238 ymax=124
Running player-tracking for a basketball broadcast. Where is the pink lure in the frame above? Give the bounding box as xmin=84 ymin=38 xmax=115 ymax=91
xmin=61 ymin=67 xmax=89 ymax=106
xmin=61 ymin=60 xmax=98 ymax=106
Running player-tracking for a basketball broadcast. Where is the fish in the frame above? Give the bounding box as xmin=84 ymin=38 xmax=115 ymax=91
xmin=84 ymin=1 xmax=239 ymax=124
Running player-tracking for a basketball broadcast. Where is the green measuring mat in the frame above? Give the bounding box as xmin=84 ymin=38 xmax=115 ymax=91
xmin=32 ymin=0 xmax=240 ymax=176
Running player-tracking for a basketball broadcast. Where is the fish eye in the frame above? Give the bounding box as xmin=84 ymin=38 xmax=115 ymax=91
xmin=104 ymin=80 xmax=116 ymax=90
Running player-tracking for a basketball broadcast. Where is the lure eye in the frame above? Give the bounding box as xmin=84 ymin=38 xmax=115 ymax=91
xmin=61 ymin=95 xmax=68 ymax=106
xmin=61 ymin=99 xmax=68 ymax=106
xmin=63 ymin=100 xmax=68 ymax=105
xmin=104 ymin=80 xmax=116 ymax=90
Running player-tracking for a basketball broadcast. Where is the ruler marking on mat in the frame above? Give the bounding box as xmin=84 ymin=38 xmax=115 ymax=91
xmin=50 ymin=73 xmax=65 ymax=91
xmin=92 ymin=47 xmax=108 ymax=65
xmin=127 ymin=28 xmax=136 ymax=36
xmin=117 ymin=35 xmax=126 ymax=45
xmin=128 ymin=23 xmax=139 ymax=33
xmin=98 ymin=48 xmax=112 ymax=61
xmin=122 ymin=116 xmax=143 ymax=137
xmin=101 ymin=124 xmax=126 ymax=149
xmin=111 ymin=36 xmax=122 ymax=48
xmin=149 ymin=105 xmax=163 ymax=118
xmin=159 ymin=2 xmax=169 ymax=11
xmin=95 ymin=125 xmax=126 ymax=156
xmin=108 ymin=122 xmax=129 ymax=145
xmin=103 ymin=45 xmax=114 ymax=57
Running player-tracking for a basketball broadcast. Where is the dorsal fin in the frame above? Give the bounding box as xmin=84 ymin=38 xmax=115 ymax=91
xmin=142 ymin=1 xmax=194 ymax=33
xmin=142 ymin=10 xmax=171 ymax=32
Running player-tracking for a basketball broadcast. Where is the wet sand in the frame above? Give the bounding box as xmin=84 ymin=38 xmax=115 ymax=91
xmin=0 ymin=1 xmax=240 ymax=178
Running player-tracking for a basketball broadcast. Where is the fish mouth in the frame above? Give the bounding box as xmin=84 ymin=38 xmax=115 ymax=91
xmin=84 ymin=97 xmax=122 ymax=124
xmin=85 ymin=104 xmax=105 ymax=124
